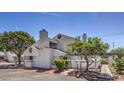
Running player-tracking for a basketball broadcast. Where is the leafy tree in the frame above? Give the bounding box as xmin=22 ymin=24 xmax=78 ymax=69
xmin=66 ymin=37 xmax=81 ymax=55
xmin=110 ymin=48 xmax=124 ymax=58
xmin=113 ymin=56 xmax=124 ymax=74
xmin=0 ymin=36 xmax=8 ymax=61
xmin=87 ymin=37 xmax=109 ymax=69
xmin=66 ymin=36 xmax=109 ymax=72
xmin=66 ymin=37 xmax=83 ymax=69
xmin=81 ymin=37 xmax=109 ymax=71
xmin=0 ymin=31 xmax=35 ymax=66
xmin=111 ymin=48 xmax=124 ymax=74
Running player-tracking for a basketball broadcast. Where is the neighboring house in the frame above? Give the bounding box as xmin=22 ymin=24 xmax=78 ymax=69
xmin=23 ymin=29 xmax=101 ymax=69
xmin=0 ymin=52 xmax=5 ymax=60
xmin=5 ymin=52 xmax=17 ymax=62
xmin=0 ymin=51 xmax=16 ymax=62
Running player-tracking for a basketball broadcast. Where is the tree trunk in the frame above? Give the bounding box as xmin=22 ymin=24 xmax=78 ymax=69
xmin=69 ymin=56 xmax=71 ymax=68
xmin=86 ymin=62 xmax=89 ymax=72
xmin=80 ymin=55 xmax=83 ymax=72
xmin=17 ymin=54 xmax=21 ymax=67
xmin=85 ymin=56 xmax=89 ymax=72
xmin=94 ymin=55 xmax=97 ymax=70
xmin=18 ymin=57 xmax=21 ymax=65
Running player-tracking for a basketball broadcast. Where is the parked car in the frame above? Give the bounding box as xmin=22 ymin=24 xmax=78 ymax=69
xmin=84 ymin=74 xmax=98 ymax=81
xmin=96 ymin=73 xmax=113 ymax=81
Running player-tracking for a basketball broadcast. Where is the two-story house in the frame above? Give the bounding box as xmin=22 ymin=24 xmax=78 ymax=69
xmin=23 ymin=29 xmax=75 ymax=68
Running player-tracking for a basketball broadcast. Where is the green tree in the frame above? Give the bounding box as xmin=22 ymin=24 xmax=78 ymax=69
xmin=81 ymin=37 xmax=109 ymax=71
xmin=66 ymin=37 xmax=83 ymax=69
xmin=0 ymin=31 xmax=35 ymax=66
xmin=66 ymin=36 xmax=109 ymax=72
xmin=113 ymin=56 xmax=124 ymax=74
xmin=87 ymin=37 xmax=109 ymax=69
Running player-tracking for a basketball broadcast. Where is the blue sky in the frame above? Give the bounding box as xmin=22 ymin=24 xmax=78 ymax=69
xmin=0 ymin=12 xmax=124 ymax=50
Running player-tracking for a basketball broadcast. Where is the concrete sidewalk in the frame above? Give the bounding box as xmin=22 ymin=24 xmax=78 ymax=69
xmin=101 ymin=65 xmax=113 ymax=76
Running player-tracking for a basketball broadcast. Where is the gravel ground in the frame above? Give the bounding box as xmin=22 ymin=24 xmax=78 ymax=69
xmin=0 ymin=69 xmax=86 ymax=81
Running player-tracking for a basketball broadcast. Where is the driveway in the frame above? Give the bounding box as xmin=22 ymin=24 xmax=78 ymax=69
xmin=0 ymin=69 xmax=86 ymax=81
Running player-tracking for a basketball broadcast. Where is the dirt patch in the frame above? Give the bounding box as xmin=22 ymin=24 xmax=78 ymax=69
xmin=35 ymin=69 xmax=76 ymax=76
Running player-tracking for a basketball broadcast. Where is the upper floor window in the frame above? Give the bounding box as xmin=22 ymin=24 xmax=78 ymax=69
xmin=57 ymin=34 xmax=62 ymax=39
xmin=49 ymin=41 xmax=57 ymax=49
xmin=59 ymin=56 xmax=68 ymax=60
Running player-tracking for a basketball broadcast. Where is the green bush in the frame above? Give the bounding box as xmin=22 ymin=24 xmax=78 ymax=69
xmin=52 ymin=58 xmax=69 ymax=72
xmin=65 ymin=60 xmax=69 ymax=69
xmin=100 ymin=60 xmax=109 ymax=65
xmin=113 ymin=56 xmax=124 ymax=74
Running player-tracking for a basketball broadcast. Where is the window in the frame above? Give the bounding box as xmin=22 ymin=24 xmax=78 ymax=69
xmin=49 ymin=41 xmax=57 ymax=49
xmin=57 ymin=34 xmax=62 ymax=39
xmin=24 ymin=56 xmax=34 ymax=60
xmin=29 ymin=56 xmax=33 ymax=60
xmin=59 ymin=56 xmax=67 ymax=60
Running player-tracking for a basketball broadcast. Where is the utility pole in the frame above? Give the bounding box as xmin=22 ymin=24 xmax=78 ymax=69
xmin=113 ymin=42 xmax=115 ymax=49
xmin=112 ymin=42 xmax=115 ymax=60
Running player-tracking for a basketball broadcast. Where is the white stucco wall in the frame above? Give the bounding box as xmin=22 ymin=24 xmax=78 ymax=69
xmin=70 ymin=56 xmax=100 ymax=69
xmin=5 ymin=52 xmax=16 ymax=62
xmin=23 ymin=47 xmax=50 ymax=68
xmin=23 ymin=47 xmax=40 ymax=56
xmin=58 ymin=38 xmax=75 ymax=51
xmin=32 ymin=48 xmax=50 ymax=68
xmin=53 ymin=34 xmax=75 ymax=51
xmin=0 ymin=52 xmax=5 ymax=59
xmin=49 ymin=49 xmax=66 ymax=68
xmin=0 ymin=52 xmax=16 ymax=62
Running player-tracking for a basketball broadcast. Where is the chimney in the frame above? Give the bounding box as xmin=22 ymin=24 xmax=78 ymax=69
xmin=39 ymin=29 xmax=48 ymax=40
xmin=39 ymin=29 xmax=48 ymax=48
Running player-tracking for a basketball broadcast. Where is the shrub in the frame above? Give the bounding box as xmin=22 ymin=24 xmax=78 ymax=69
xmin=100 ymin=60 xmax=109 ymax=65
xmin=52 ymin=58 xmax=69 ymax=72
xmin=65 ymin=60 xmax=69 ymax=69
xmin=113 ymin=56 xmax=124 ymax=74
